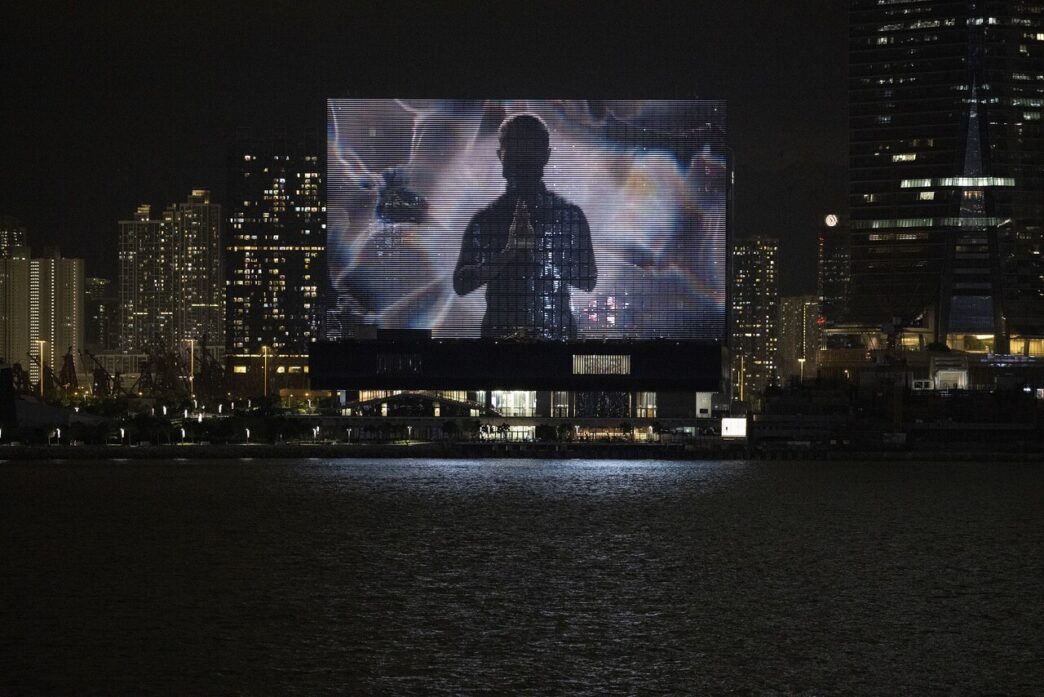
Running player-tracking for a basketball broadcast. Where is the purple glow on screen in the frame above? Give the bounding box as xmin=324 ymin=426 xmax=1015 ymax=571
xmin=327 ymin=99 xmax=726 ymax=340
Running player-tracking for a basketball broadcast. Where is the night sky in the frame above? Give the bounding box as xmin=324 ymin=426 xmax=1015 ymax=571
xmin=1 ymin=1 xmax=846 ymax=294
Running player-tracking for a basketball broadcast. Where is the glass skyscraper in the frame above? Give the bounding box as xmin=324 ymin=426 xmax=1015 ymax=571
xmin=849 ymin=1 xmax=1044 ymax=352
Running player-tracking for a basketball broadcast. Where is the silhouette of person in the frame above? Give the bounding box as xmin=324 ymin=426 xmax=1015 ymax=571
xmin=453 ymin=113 xmax=597 ymax=339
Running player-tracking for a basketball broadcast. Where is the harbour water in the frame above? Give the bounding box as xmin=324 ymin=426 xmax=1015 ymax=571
xmin=1 ymin=458 xmax=1041 ymax=694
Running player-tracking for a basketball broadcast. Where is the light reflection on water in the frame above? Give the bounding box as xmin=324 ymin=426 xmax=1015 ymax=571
xmin=1 ymin=458 xmax=1041 ymax=694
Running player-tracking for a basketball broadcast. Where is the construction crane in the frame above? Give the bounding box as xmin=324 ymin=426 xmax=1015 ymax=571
xmin=81 ymin=349 xmax=122 ymax=398
xmin=194 ymin=334 xmax=227 ymax=399
xmin=57 ymin=347 xmax=78 ymax=392
xmin=126 ymin=347 xmax=190 ymax=398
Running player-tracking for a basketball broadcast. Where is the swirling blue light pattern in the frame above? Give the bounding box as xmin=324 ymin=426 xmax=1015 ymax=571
xmin=327 ymin=99 xmax=726 ymax=340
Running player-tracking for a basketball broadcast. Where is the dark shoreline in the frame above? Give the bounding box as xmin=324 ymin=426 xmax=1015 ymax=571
xmin=1 ymin=442 xmax=1042 ymax=462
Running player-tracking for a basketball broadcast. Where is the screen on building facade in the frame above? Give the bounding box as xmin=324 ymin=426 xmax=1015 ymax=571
xmin=327 ymin=99 xmax=726 ymax=341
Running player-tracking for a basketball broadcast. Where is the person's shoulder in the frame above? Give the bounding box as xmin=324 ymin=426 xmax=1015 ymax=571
xmin=467 ymin=194 xmax=511 ymax=226
xmin=543 ymin=190 xmax=587 ymax=221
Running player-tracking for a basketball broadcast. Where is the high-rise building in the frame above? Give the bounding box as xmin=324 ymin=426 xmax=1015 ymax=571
xmin=0 ymin=248 xmax=84 ymax=390
xmin=166 ymin=190 xmax=224 ymax=347
xmin=226 ymin=135 xmax=325 ymax=394
xmin=0 ymin=216 xmax=28 ymax=258
xmin=84 ymin=277 xmax=117 ymax=352
xmin=779 ymin=294 xmax=820 ymax=381
xmin=850 ymin=1 xmax=1044 ymax=352
xmin=731 ymin=237 xmax=780 ymax=404
xmin=817 ymin=213 xmax=850 ymax=326
xmin=119 ymin=205 xmax=173 ymax=351
xmin=118 ymin=191 xmax=223 ymax=353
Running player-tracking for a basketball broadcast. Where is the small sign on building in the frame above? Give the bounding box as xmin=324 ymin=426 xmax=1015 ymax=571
xmin=721 ymin=417 xmax=748 ymax=440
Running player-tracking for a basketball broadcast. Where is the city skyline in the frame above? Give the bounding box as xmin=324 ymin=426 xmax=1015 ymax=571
xmin=848 ymin=1 xmax=1044 ymax=349
xmin=1 ymin=1 xmax=846 ymax=294
xmin=1 ymin=7 xmax=1042 ymax=693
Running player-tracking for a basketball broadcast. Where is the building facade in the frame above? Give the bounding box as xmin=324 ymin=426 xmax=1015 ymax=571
xmin=0 ymin=216 xmax=28 ymax=258
xmin=226 ymin=135 xmax=325 ymax=394
xmin=84 ymin=276 xmax=117 ymax=352
xmin=118 ymin=191 xmax=223 ymax=354
xmin=779 ymin=294 xmax=820 ymax=382
xmin=310 ymin=335 xmax=725 ymax=439
xmin=850 ymin=1 xmax=1044 ymax=351
xmin=119 ymin=205 xmax=173 ymax=351
xmin=0 ymin=248 xmax=84 ymax=389
xmin=817 ymin=214 xmax=850 ymax=326
xmin=731 ymin=237 xmax=780 ymax=404
xmin=167 ymin=190 xmax=224 ymax=347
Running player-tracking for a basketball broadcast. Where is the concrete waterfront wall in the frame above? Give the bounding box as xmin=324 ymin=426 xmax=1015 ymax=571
xmin=1 ymin=442 xmax=1042 ymax=461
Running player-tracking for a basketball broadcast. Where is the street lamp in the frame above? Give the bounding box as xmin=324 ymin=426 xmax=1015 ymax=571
xmin=184 ymin=338 xmax=196 ymax=397
xmin=261 ymin=346 xmax=269 ymax=399
xmin=798 ymin=357 xmax=806 ymax=383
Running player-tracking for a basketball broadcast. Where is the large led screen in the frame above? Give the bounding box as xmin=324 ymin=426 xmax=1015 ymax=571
xmin=328 ymin=99 xmax=726 ymax=341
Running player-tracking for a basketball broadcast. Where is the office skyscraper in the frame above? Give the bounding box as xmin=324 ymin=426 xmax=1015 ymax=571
xmin=850 ymin=1 xmax=1044 ymax=352
xmin=0 ymin=248 xmax=84 ymax=389
xmin=226 ymin=135 xmax=325 ymax=391
xmin=731 ymin=237 xmax=780 ymax=404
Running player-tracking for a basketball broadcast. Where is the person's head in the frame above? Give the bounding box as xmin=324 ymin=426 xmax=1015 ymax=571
xmin=497 ymin=113 xmax=550 ymax=182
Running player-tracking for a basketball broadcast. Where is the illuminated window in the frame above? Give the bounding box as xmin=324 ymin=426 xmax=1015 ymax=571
xmin=552 ymin=391 xmax=570 ymax=418
xmin=919 ymin=191 xmax=935 ymax=200
xmin=572 ymin=354 xmax=631 ymax=375
xmin=490 ymin=391 xmax=537 ymax=417
xmin=892 ymin=153 xmax=917 ymax=162
xmin=901 ymin=177 xmax=1014 ymax=188
xmin=636 ymin=392 xmax=657 ymax=418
